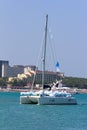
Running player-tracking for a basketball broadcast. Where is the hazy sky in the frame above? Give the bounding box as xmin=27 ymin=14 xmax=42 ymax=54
xmin=0 ymin=0 xmax=87 ymax=78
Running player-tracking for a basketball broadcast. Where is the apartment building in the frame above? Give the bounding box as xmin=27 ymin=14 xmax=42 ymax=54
xmin=0 ymin=60 xmax=24 ymax=77
xmin=0 ymin=60 xmax=9 ymax=77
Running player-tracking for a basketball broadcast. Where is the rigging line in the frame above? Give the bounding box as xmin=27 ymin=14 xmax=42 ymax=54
xmin=36 ymin=31 xmax=45 ymax=69
xmin=47 ymin=28 xmax=57 ymax=70
xmin=31 ymin=30 xmax=45 ymax=90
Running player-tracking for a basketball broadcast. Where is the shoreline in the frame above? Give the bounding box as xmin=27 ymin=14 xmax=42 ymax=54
xmin=0 ymin=88 xmax=87 ymax=94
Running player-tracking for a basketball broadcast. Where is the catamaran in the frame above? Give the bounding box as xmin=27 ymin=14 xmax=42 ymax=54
xmin=20 ymin=15 xmax=77 ymax=105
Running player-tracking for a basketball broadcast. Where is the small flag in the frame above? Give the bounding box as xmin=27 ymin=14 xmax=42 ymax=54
xmin=56 ymin=61 xmax=60 ymax=72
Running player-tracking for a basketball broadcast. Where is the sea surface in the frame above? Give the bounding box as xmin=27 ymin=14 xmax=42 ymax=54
xmin=0 ymin=92 xmax=87 ymax=130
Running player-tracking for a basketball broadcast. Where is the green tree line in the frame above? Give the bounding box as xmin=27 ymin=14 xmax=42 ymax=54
xmin=0 ymin=76 xmax=87 ymax=89
xmin=62 ymin=77 xmax=87 ymax=89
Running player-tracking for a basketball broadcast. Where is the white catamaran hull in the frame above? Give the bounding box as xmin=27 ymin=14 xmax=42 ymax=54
xmin=20 ymin=95 xmax=40 ymax=104
xmin=38 ymin=96 xmax=77 ymax=105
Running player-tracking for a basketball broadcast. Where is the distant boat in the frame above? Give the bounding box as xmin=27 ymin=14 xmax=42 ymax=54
xmin=20 ymin=15 xmax=77 ymax=105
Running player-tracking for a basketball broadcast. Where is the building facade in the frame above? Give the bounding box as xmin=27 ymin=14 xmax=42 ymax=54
xmin=0 ymin=60 xmax=9 ymax=77
xmin=0 ymin=60 xmax=24 ymax=78
xmin=0 ymin=60 xmax=64 ymax=85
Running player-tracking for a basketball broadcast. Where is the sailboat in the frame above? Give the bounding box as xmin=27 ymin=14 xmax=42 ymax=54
xmin=20 ymin=15 xmax=77 ymax=105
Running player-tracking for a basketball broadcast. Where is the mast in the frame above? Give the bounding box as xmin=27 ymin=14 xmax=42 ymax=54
xmin=42 ymin=14 xmax=48 ymax=89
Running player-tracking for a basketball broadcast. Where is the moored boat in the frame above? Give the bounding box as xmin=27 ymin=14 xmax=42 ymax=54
xmin=20 ymin=14 xmax=77 ymax=105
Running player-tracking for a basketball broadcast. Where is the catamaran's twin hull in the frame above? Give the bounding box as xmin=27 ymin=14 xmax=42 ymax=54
xmin=20 ymin=95 xmax=77 ymax=105
xmin=38 ymin=96 xmax=77 ymax=105
xmin=20 ymin=96 xmax=39 ymax=104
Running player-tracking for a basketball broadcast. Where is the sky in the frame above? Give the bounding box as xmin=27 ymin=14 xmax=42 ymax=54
xmin=0 ymin=0 xmax=87 ymax=78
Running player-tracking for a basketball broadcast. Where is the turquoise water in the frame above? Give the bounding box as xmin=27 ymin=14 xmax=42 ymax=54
xmin=0 ymin=92 xmax=87 ymax=130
